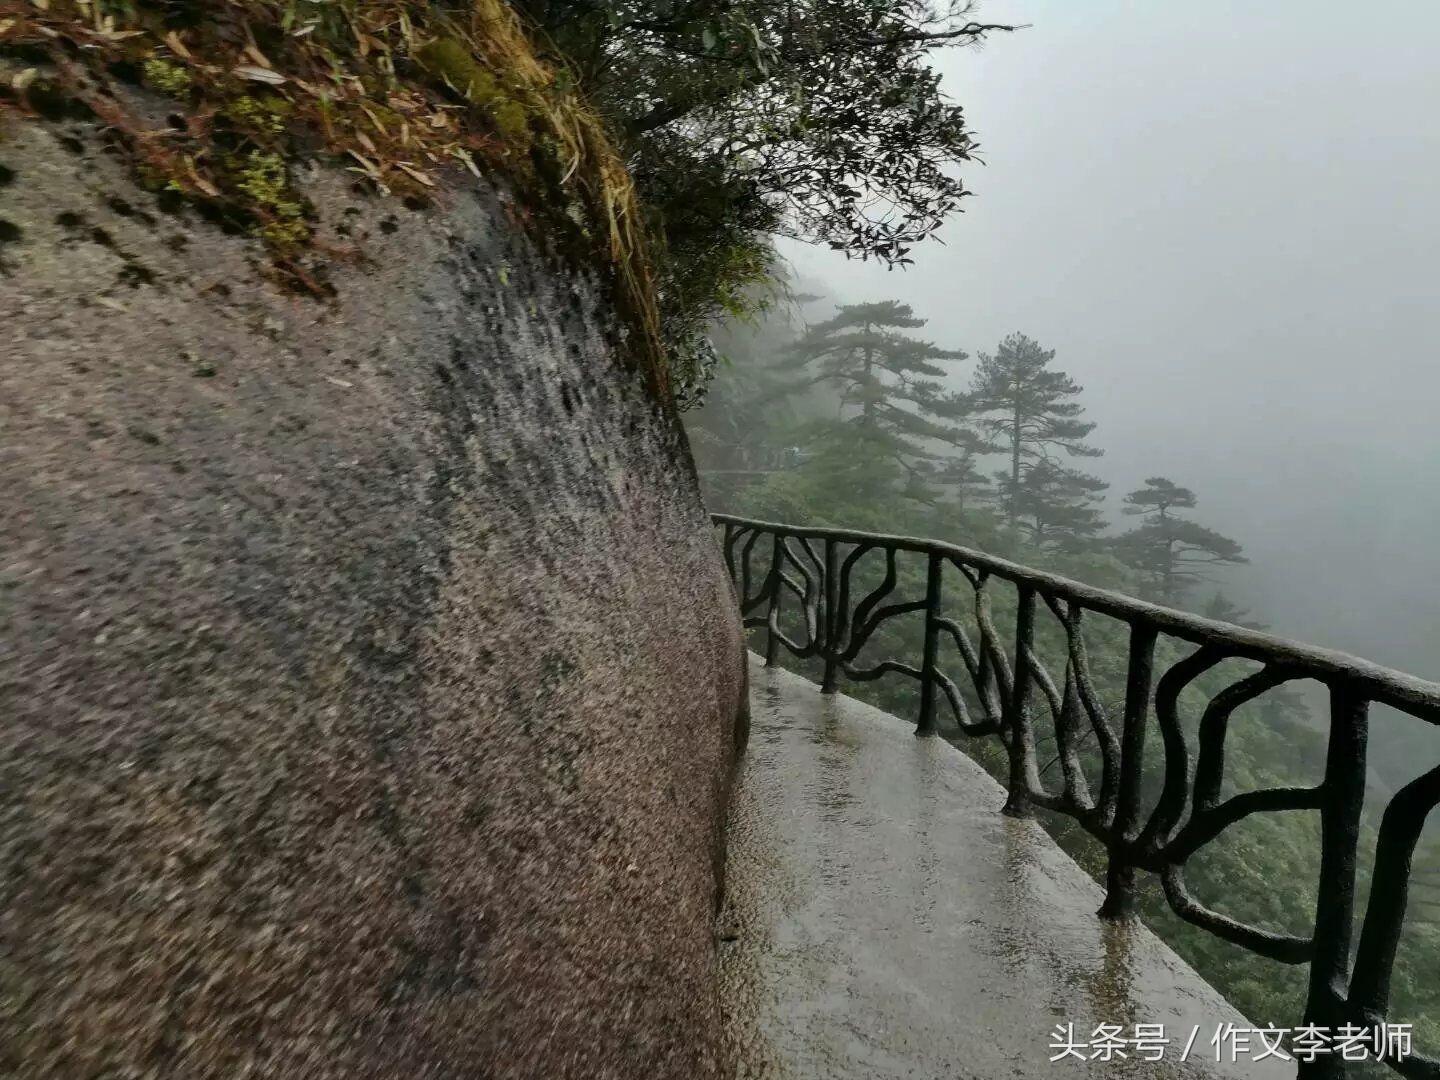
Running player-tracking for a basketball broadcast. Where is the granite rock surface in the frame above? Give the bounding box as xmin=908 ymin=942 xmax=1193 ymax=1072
xmin=0 ymin=112 xmax=746 ymax=1079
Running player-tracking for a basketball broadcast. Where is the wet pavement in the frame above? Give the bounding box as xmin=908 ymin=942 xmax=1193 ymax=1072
xmin=719 ymin=655 xmax=1293 ymax=1080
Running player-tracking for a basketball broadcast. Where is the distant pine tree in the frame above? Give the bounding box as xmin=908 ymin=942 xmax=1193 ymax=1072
xmin=966 ymin=333 xmax=1102 ymax=527
xmin=1114 ymin=477 xmax=1247 ymax=603
xmin=931 ymin=451 xmax=992 ymax=514
xmin=1200 ymin=591 xmax=1266 ymax=630
xmin=780 ymin=300 xmax=979 ymax=503
xmin=992 ymin=459 xmax=1108 ymax=550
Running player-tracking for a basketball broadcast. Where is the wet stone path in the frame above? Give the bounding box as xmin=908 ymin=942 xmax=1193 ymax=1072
xmin=718 ymin=655 xmax=1291 ymax=1080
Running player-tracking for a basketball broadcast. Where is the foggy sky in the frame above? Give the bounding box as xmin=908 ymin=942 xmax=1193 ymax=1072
xmin=779 ymin=0 xmax=1440 ymax=675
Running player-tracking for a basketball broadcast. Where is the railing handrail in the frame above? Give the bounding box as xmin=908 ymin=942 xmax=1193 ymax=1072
xmin=711 ymin=513 xmax=1440 ymax=721
xmin=714 ymin=511 xmax=1440 ymax=1079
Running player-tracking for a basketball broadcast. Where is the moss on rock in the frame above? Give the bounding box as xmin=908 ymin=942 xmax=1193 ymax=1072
xmin=224 ymin=95 xmax=293 ymax=139
xmin=416 ymin=37 xmax=532 ymax=152
xmin=141 ymin=58 xmax=192 ymax=97
xmin=226 ymin=150 xmax=309 ymax=252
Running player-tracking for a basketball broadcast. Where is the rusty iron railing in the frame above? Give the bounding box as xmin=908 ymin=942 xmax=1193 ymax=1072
xmin=714 ymin=512 xmax=1440 ymax=1079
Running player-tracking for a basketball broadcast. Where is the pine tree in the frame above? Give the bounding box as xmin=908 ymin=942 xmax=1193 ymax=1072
xmin=780 ymin=300 xmax=979 ymax=502
xmin=1114 ymin=477 xmax=1248 ymax=603
xmin=689 ymin=276 xmax=830 ymax=467
xmin=931 ymin=451 xmax=992 ymax=514
xmin=1200 ymin=591 xmax=1266 ymax=630
xmin=993 ymin=460 xmax=1108 ymax=550
xmin=966 ymin=333 xmax=1102 ymax=527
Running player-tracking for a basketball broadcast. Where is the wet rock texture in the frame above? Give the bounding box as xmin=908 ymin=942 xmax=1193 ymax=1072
xmin=0 ymin=117 xmax=746 ymax=1078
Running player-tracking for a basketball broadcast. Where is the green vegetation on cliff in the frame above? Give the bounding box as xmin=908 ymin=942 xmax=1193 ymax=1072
xmin=0 ymin=0 xmax=668 ymax=387
xmin=517 ymin=0 xmax=1017 ymax=404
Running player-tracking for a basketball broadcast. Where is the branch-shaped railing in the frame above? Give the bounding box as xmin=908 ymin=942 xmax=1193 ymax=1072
xmin=714 ymin=513 xmax=1440 ymax=1080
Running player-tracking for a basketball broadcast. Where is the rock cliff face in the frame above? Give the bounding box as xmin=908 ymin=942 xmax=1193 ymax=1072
xmin=0 ymin=115 xmax=747 ymax=1078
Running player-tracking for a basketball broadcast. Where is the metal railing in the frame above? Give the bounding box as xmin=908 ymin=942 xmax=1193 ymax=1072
xmin=713 ymin=512 xmax=1440 ymax=1079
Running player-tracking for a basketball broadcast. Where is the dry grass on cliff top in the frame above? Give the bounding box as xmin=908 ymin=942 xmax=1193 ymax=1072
xmin=0 ymin=0 xmax=668 ymax=393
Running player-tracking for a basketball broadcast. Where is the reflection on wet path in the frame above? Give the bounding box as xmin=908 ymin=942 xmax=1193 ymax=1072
xmin=718 ymin=656 xmax=1290 ymax=1079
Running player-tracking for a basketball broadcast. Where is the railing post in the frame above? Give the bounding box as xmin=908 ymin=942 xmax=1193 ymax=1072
xmin=763 ymin=532 xmax=784 ymax=666
xmin=976 ymin=604 xmax=994 ymax=721
xmin=1002 ymin=584 xmax=1038 ymax=815
xmin=1099 ymin=620 xmax=1157 ymax=919
xmin=1297 ymin=683 xmax=1369 ymax=1080
xmin=916 ymin=552 xmax=943 ymax=737
xmin=1348 ymin=763 xmax=1440 ymax=1062
xmin=821 ymin=539 xmax=840 ymax=693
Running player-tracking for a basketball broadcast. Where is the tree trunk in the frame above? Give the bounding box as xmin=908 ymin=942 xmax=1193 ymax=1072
xmin=1008 ymin=405 xmax=1022 ymax=528
xmin=861 ymin=322 xmax=876 ymax=431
